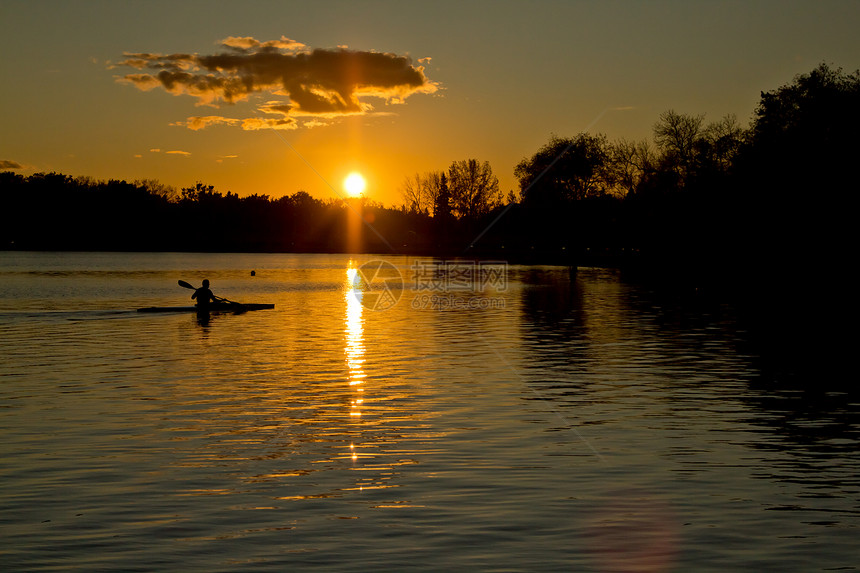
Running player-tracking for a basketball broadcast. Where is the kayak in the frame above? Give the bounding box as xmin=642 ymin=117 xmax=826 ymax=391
xmin=137 ymin=303 xmax=275 ymax=313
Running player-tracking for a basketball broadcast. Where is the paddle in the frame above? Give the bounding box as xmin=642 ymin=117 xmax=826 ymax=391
xmin=177 ymin=280 xmax=238 ymax=305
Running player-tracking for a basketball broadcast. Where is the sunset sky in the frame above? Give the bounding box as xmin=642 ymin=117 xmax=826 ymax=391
xmin=2 ymin=0 xmax=859 ymax=206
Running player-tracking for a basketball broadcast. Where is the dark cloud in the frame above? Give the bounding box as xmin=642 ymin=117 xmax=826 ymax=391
xmin=113 ymin=36 xmax=437 ymax=128
xmin=1 ymin=160 xmax=24 ymax=170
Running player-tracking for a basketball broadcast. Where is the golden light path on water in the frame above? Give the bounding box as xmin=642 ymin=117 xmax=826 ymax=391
xmin=345 ymin=264 xmax=365 ymax=462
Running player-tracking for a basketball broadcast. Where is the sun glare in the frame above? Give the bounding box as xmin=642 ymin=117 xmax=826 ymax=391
xmin=344 ymin=172 xmax=366 ymax=197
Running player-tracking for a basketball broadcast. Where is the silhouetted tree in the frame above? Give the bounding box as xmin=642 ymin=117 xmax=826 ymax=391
xmin=433 ymin=173 xmax=452 ymax=221
xmin=731 ymin=63 xmax=859 ymax=266
xmin=515 ymin=133 xmax=613 ymax=206
xmin=181 ymin=182 xmax=220 ymax=202
xmin=608 ymin=138 xmax=655 ymax=197
xmin=699 ymin=114 xmax=745 ymax=176
xmin=447 ymin=159 xmax=500 ymax=220
xmin=401 ymin=170 xmax=445 ymax=216
xmin=741 ymin=63 xmax=860 ymax=196
xmin=728 ymin=63 xmax=860 ymax=380
xmin=136 ymin=179 xmax=179 ymax=202
xmin=651 ymin=110 xmax=706 ymax=191
xmin=401 ymin=173 xmax=426 ymax=214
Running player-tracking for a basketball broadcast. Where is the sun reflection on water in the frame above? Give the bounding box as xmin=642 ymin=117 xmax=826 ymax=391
xmin=345 ymin=264 xmax=366 ymax=420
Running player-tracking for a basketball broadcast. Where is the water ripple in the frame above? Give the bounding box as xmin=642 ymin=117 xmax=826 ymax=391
xmin=1 ymin=255 xmax=858 ymax=571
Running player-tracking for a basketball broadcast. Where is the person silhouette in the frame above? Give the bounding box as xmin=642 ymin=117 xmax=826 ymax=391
xmin=191 ymin=279 xmax=218 ymax=310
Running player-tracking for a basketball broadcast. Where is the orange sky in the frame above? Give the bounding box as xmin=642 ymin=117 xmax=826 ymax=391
xmin=2 ymin=1 xmax=859 ymax=206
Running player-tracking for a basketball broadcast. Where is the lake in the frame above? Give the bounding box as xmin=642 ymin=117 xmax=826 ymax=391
xmin=1 ymin=251 xmax=858 ymax=572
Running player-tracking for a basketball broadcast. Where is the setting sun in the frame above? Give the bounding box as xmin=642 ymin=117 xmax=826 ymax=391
xmin=343 ymin=172 xmax=366 ymax=197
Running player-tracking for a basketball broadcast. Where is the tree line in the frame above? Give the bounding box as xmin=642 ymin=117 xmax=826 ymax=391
xmin=0 ymin=175 xmax=433 ymax=253
xmin=2 ymin=63 xmax=856 ymax=274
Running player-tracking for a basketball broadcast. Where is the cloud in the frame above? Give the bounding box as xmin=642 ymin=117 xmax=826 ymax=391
xmin=302 ymin=119 xmax=332 ymax=129
xmin=174 ymin=116 xmax=241 ymax=130
xmin=258 ymin=101 xmax=293 ymax=116
xmin=113 ymin=36 xmax=437 ymax=127
xmin=240 ymin=117 xmax=297 ymax=131
xmin=0 ymin=160 xmax=23 ymax=170
xmin=221 ymin=35 xmax=306 ymax=52
xmin=147 ymin=148 xmax=189 ymax=155
xmin=168 ymin=113 xmax=296 ymax=131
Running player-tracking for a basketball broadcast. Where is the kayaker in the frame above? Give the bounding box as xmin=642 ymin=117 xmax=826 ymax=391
xmin=191 ymin=279 xmax=218 ymax=310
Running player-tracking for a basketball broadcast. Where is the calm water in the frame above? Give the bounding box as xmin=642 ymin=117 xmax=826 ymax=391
xmin=1 ymin=252 xmax=858 ymax=572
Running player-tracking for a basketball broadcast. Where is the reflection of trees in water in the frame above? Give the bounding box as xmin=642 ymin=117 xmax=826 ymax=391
xmin=730 ymin=382 xmax=860 ymax=503
xmin=740 ymin=382 xmax=860 ymax=457
xmin=518 ymin=267 xmax=860 ymax=459
xmin=515 ymin=266 xmax=588 ymax=383
xmin=517 ymin=266 xmax=742 ymax=369
xmin=516 ymin=267 xmax=631 ymax=406
xmin=516 ymin=266 xmax=584 ymax=330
